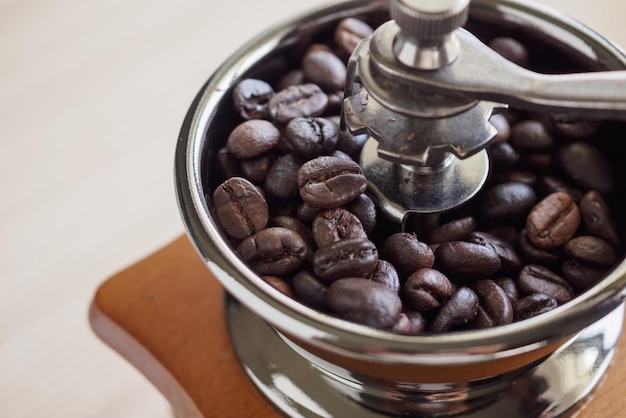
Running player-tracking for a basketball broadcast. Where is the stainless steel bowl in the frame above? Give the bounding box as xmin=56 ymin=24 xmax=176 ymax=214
xmin=175 ymin=0 xmax=626 ymax=416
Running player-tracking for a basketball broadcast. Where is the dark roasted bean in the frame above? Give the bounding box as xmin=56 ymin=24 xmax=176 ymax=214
xmin=312 ymin=207 xmax=366 ymax=248
xmin=312 ymin=238 xmax=378 ymax=282
xmin=297 ymin=156 xmax=367 ymax=209
xmin=489 ymin=114 xmax=511 ymax=145
xmin=562 ymin=259 xmax=608 ymax=292
xmin=509 ymin=119 xmax=554 ymax=151
xmin=579 ymin=191 xmax=620 ymax=248
xmin=334 ymin=17 xmax=374 ymax=60
xmin=472 ymin=279 xmax=514 ymax=328
xmin=488 ymin=142 xmax=520 ymax=169
xmin=557 ymin=142 xmax=614 ymax=194
xmin=239 ymin=151 xmax=275 ymax=183
xmin=344 ymin=193 xmax=377 ymax=235
xmin=233 ymin=78 xmax=275 ymax=120
xmin=212 ymin=177 xmax=269 ymax=240
xmin=550 ymin=114 xmax=601 ymax=139
xmin=404 ymin=268 xmax=453 ymax=312
xmin=537 ymin=175 xmax=583 ymax=202
xmin=513 ymin=293 xmax=558 ymax=321
xmin=264 ymin=153 xmax=306 ymax=199
xmin=293 ymin=271 xmax=328 ymax=310
xmin=302 ymin=49 xmax=347 ymax=92
xmin=429 ymin=216 xmax=477 ymax=244
xmin=479 ymin=182 xmax=537 ymax=226
xmin=518 ymin=264 xmax=574 ymax=304
xmin=215 ymin=147 xmax=241 ymax=180
xmin=269 ymin=83 xmax=328 ymax=124
xmin=564 ymin=236 xmax=617 ymax=266
xmin=367 ymin=260 xmax=400 ymax=293
xmin=494 ymin=277 xmax=520 ymax=303
xmin=526 ymin=192 xmax=580 ymax=249
xmin=431 ymin=287 xmax=479 ymax=333
xmin=237 ymin=227 xmax=307 ymax=276
xmin=276 ymin=69 xmax=305 ymax=91
xmin=270 ymin=216 xmax=317 ymax=260
xmin=381 ymin=232 xmax=434 ymax=277
xmin=488 ymin=36 xmax=529 ymax=67
xmin=227 ymin=119 xmax=281 ymax=159
xmin=470 ymin=231 xmax=522 ymax=275
xmin=286 ymin=117 xmax=338 ymax=158
xmin=435 ymin=241 xmax=501 ymax=280
xmin=262 ymin=276 xmax=294 ymax=298
xmin=326 ymin=278 xmax=402 ymax=329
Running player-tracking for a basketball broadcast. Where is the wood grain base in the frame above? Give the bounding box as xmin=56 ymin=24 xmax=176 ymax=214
xmin=89 ymin=235 xmax=626 ymax=417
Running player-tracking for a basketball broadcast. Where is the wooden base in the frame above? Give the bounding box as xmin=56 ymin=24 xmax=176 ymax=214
xmin=89 ymin=235 xmax=626 ymax=417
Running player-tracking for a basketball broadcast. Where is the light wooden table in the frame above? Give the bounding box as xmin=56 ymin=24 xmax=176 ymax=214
xmin=2 ymin=1 xmax=626 ymax=417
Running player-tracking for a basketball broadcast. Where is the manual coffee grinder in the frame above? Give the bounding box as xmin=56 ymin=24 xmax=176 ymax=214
xmin=175 ymin=0 xmax=626 ymax=417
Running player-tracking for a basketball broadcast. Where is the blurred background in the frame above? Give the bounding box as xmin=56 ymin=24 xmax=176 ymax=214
xmin=1 ymin=0 xmax=625 ymax=417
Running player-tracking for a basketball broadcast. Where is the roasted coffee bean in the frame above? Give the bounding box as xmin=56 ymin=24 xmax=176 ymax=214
xmin=429 ymin=216 xmax=477 ymax=244
xmin=232 ymin=78 xmax=275 ymax=120
xmin=550 ymin=114 xmax=600 ymax=139
xmin=579 ymin=191 xmax=620 ymax=248
xmin=262 ymin=276 xmax=294 ymax=298
xmin=492 ymin=170 xmax=537 ymax=187
xmin=489 ymin=114 xmax=511 ymax=145
xmin=239 ymin=151 xmax=275 ymax=183
xmin=517 ymin=230 xmax=563 ymax=269
xmin=479 ymin=182 xmax=537 ymax=226
xmin=215 ymin=147 xmax=241 ymax=180
xmin=494 ymin=277 xmax=520 ymax=302
xmin=562 ymin=259 xmax=608 ymax=292
xmin=556 ymin=142 xmax=614 ymax=194
xmin=431 ymin=287 xmax=479 ymax=333
xmin=212 ymin=177 xmax=269 ymax=240
xmin=264 ymin=153 xmax=306 ymax=199
xmin=381 ymin=233 xmax=434 ymax=277
xmin=367 ymin=260 xmax=401 ymax=293
xmin=312 ymin=237 xmax=378 ymax=282
xmin=526 ymin=192 xmax=580 ymax=249
xmin=297 ymin=201 xmax=324 ymax=224
xmin=270 ymin=216 xmax=316 ymax=260
xmin=312 ymin=207 xmax=366 ymax=248
xmin=472 ymin=279 xmax=514 ymax=328
xmin=404 ymin=268 xmax=453 ymax=312
xmin=520 ymin=152 xmax=553 ymax=172
xmin=509 ymin=119 xmax=554 ymax=151
xmin=276 ymin=69 xmax=305 ymax=91
xmin=269 ymin=83 xmax=328 ymax=124
xmin=564 ymin=236 xmax=617 ymax=266
xmin=402 ymin=311 xmax=427 ymax=335
xmin=513 ymin=293 xmax=558 ymax=321
xmin=334 ymin=17 xmax=374 ymax=60
xmin=227 ymin=119 xmax=281 ymax=159
xmin=329 ymin=116 xmax=369 ymax=159
xmin=344 ymin=193 xmax=377 ymax=235
xmin=302 ymin=49 xmax=347 ymax=92
xmin=237 ymin=227 xmax=307 ymax=276
xmin=293 ymin=271 xmax=328 ymax=310
xmin=537 ymin=175 xmax=583 ymax=202
xmin=486 ymin=225 xmax=519 ymax=244
xmin=326 ymin=277 xmax=402 ymax=329
xmin=391 ymin=313 xmax=412 ymax=334
xmin=469 ymin=231 xmax=522 ymax=275
xmin=518 ymin=264 xmax=574 ymax=304
xmin=488 ymin=142 xmax=520 ymax=169
xmin=488 ymin=36 xmax=530 ymax=67
xmin=435 ymin=241 xmax=501 ymax=280
xmin=297 ymin=156 xmax=368 ymax=209
xmin=285 ymin=117 xmax=338 ymax=158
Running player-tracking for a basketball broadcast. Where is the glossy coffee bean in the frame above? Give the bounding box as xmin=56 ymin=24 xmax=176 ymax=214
xmin=264 ymin=153 xmax=306 ymax=199
xmin=302 ymin=49 xmax=347 ymax=92
xmin=518 ymin=264 xmax=574 ymax=304
xmin=285 ymin=117 xmax=338 ymax=158
xmin=431 ymin=287 xmax=479 ymax=333
xmin=344 ymin=193 xmax=377 ymax=235
xmin=469 ymin=231 xmax=522 ymax=275
xmin=239 ymin=151 xmax=275 ymax=183
xmin=269 ymin=83 xmax=328 ymax=124
xmin=488 ymin=142 xmax=520 ymax=169
xmin=328 ymin=116 xmax=369 ymax=159
xmin=488 ymin=36 xmax=529 ymax=67
xmin=262 ymin=276 xmax=294 ymax=298
xmin=429 ymin=217 xmax=477 ymax=244
xmin=232 ymin=78 xmax=275 ymax=120
xmin=489 ymin=114 xmax=511 ymax=145
xmin=479 ymin=182 xmax=537 ymax=226
xmin=292 ymin=271 xmax=328 ymax=310
xmin=237 ymin=227 xmax=307 ymax=276
xmin=557 ymin=142 xmax=614 ymax=194
xmin=326 ymin=277 xmax=402 ymax=329
xmin=212 ymin=177 xmax=269 ymax=240
xmin=312 ymin=237 xmax=378 ymax=282
xmin=435 ymin=241 xmax=501 ymax=280
xmin=579 ymin=191 xmax=620 ymax=248
xmin=404 ymin=268 xmax=453 ymax=312
xmin=562 ymin=259 xmax=608 ymax=292
xmin=312 ymin=207 xmax=367 ymax=248
xmin=509 ymin=119 xmax=554 ymax=151
xmin=270 ymin=216 xmax=316 ymax=260
xmin=380 ymin=233 xmax=434 ymax=277
xmin=537 ymin=175 xmax=583 ymax=202
xmin=297 ymin=156 xmax=367 ymax=209
xmin=226 ymin=119 xmax=281 ymax=159
xmin=494 ymin=277 xmax=520 ymax=303
xmin=517 ymin=230 xmax=563 ymax=269
xmin=550 ymin=114 xmax=600 ymax=139
xmin=367 ymin=260 xmax=401 ymax=293
xmin=334 ymin=17 xmax=374 ymax=60
xmin=513 ymin=293 xmax=558 ymax=321
xmin=564 ymin=236 xmax=617 ymax=266
xmin=526 ymin=192 xmax=580 ymax=249
xmin=472 ymin=279 xmax=514 ymax=328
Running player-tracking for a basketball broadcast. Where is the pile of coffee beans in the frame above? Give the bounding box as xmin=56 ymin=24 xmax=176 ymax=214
xmin=209 ymin=16 xmax=623 ymax=334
